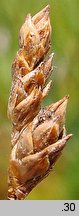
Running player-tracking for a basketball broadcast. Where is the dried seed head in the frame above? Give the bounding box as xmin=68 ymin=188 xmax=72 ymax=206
xmin=8 ymin=6 xmax=72 ymax=200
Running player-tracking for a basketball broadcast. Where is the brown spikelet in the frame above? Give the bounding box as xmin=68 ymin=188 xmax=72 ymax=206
xmin=8 ymin=5 xmax=72 ymax=200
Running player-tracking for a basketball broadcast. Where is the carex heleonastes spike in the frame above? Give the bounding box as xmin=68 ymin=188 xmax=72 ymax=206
xmin=8 ymin=5 xmax=72 ymax=200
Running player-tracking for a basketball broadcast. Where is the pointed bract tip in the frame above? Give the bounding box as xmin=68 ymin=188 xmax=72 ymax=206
xmin=58 ymin=134 xmax=72 ymax=149
xmin=48 ymin=95 xmax=69 ymax=113
xmin=65 ymin=134 xmax=73 ymax=141
xmin=42 ymin=5 xmax=50 ymax=13
xmin=49 ymin=52 xmax=54 ymax=60
xmin=45 ymin=134 xmax=72 ymax=161
xmin=46 ymin=53 xmax=54 ymax=65
xmin=32 ymin=5 xmax=50 ymax=24
xmin=61 ymin=95 xmax=69 ymax=102
xmin=56 ymin=95 xmax=69 ymax=110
